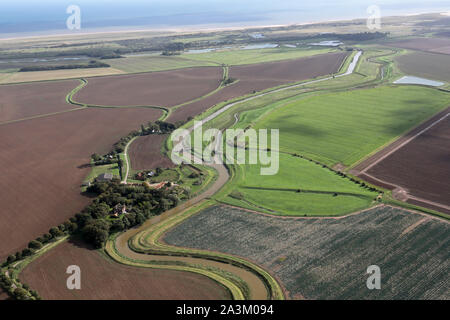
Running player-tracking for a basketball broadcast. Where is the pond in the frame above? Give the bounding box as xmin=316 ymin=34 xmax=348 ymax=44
xmin=393 ymin=76 xmax=444 ymax=87
xmin=309 ymin=40 xmax=343 ymax=47
xmin=241 ymin=43 xmax=278 ymax=50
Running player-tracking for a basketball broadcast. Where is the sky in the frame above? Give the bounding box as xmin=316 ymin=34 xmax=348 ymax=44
xmin=0 ymin=0 xmax=449 ymax=36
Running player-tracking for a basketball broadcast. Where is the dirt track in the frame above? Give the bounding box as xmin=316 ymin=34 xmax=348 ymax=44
xmin=19 ymin=239 xmax=231 ymax=300
xmin=74 ymin=67 xmax=222 ymax=107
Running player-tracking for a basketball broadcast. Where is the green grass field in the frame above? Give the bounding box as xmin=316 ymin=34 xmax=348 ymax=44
xmin=183 ymin=47 xmax=336 ymax=65
xmin=84 ymin=163 xmax=121 ymax=183
xmin=106 ymin=55 xmax=217 ymax=73
xmin=201 ymin=48 xmax=398 ymax=133
xmin=254 ymin=85 xmax=450 ymax=167
xmin=219 ymin=152 xmax=377 ymax=216
xmin=106 ymin=47 xmax=336 ymax=74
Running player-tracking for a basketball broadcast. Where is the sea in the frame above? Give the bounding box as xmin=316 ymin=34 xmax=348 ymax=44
xmin=0 ymin=0 xmax=449 ymax=39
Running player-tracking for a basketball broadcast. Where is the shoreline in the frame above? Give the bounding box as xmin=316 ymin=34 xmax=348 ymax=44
xmin=0 ymin=10 xmax=448 ymax=42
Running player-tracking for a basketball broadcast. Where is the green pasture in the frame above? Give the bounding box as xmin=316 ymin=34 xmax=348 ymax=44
xmin=201 ymin=48 xmax=398 ymax=132
xmin=254 ymin=85 xmax=450 ymax=167
xmin=219 ymin=152 xmax=377 ymax=216
xmin=183 ymin=47 xmax=336 ymax=65
xmin=106 ymin=55 xmax=217 ymax=73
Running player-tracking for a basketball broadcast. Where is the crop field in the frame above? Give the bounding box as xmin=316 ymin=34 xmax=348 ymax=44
xmin=254 ymin=86 xmax=450 ymax=167
xmin=0 ymin=80 xmax=79 ymax=123
xmin=164 ymin=205 xmax=450 ymax=300
xmin=367 ymin=116 xmax=450 ymax=209
xmin=168 ymin=51 xmax=348 ymax=122
xmin=387 ymin=37 xmax=450 ymax=54
xmin=74 ymin=66 xmax=222 ymax=107
xmin=106 ymin=55 xmax=217 ymax=73
xmin=19 ymin=239 xmax=231 ymax=300
xmin=0 ymin=67 xmax=124 ymax=84
xmin=220 ymin=152 xmax=377 ymax=216
xmin=395 ymin=51 xmax=450 ymax=82
xmin=0 ymin=107 xmax=162 ymax=260
xmin=128 ymin=134 xmax=174 ymax=170
xmin=184 ymin=47 xmax=337 ymax=65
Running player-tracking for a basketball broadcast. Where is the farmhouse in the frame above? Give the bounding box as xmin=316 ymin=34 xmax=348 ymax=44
xmin=96 ymin=173 xmax=113 ymax=182
xmin=111 ymin=204 xmax=127 ymax=217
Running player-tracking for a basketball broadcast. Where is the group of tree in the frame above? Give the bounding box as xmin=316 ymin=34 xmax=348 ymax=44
xmin=77 ymin=179 xmax=186 ymax=248
xmin=19 ymin=60 xmax=110 ymax=72
xmin=245 ymin=31 xmax=388 ymax=44
xmin=0 ymin=273 xmax=40 ymax=300
xmin=142 ymin=120 xmax=177 ymax=135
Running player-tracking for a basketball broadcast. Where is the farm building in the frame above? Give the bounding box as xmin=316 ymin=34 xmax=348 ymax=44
xmin=96 ymin=173 xmax=113 ymax=182
xmin=111 ymin=204 xmax=127 ymax=217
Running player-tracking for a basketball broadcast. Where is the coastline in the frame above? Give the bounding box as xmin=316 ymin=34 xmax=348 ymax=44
xmin=1 ymin=10 xmax=448 ymax=42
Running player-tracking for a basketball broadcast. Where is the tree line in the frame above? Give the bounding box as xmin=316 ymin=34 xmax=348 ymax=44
xmin=19 ymin=61 xmax=110 ymax=72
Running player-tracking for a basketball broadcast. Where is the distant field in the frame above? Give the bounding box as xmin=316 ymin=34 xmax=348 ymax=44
xmin=0 ymin=79 xmax=78 ymax=123
xmin=255 ymin=86 xmax=450 ymax=167
xmin=184 ymin=47 xmax=336 ymax=65
xmin=107 ymin=55 xmax=217 ymax=73
xmin=75 ymin=66 xmax=222 ymax=107
xmin=395 ymin=51 xmax=450 ymax=82
xmin=0 ymin=67 xmax=124 ymax=84
xmin=169 ymin=51 xmax=347 ymax=122
xmin=20 ymin=239 xmax=231 ymax=300
xmin=220 ymin=152 xmax=377 ymax=216
xmin=368 ymin=115 xmax=450 ymax=209
xmin=387 ymin=37 xmax=450 ymax=55
xmin=165 ymin=205 xmax=450 ymax=300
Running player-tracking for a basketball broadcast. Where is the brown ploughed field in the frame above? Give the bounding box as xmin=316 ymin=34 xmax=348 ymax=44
xmin=0 ymin=107 xmax=162 ymax=260
xmin=74 ymin=66 xmax=222 ymax=107
xmin=169 ymin=52 xmax=348 ymax=122
xmin=0 ymin=80 xmax=79 ymax=123
xmin=387 ymin=38 xmax=450 ymax=54
xmin=20 ymin=239 xmax=231 ymax=300
xmin=128 ymin=134 xmax=175 ymax=170
xmin=367 ymin=116 xmax=450 ymax=211
xmin=0 ymin=287 xmax=10 ymax=300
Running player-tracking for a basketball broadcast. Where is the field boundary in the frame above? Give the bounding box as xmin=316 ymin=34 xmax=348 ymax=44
xmin=353 ymin=108 xmax=450 ymax=173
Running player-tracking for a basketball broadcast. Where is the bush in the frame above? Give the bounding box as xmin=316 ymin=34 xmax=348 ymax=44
xmin=82 ymin=220 xmax=111 ymax=248
xmin=28 ymin=240 xmax=42 ymax=250
xmin=21 ymin=248 xmax=33 ymax=257
xmin=49 ymin=227 xmax=63 ymax=238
